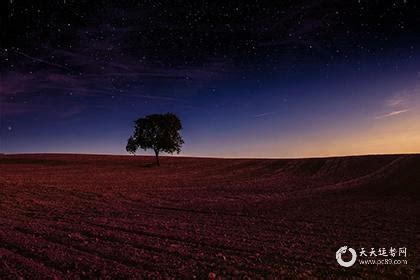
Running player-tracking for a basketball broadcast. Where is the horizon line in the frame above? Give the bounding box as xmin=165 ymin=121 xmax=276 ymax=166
xmin=1 ymin=152 xmax=419 ymax=160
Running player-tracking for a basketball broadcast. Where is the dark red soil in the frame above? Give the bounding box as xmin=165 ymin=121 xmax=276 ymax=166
xmin=1 ymin=154 xmax=419 ymax=279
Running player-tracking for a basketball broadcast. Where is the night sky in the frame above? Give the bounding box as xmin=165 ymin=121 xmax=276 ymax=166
xmin=1 ymin=1 xmax=420 ymax=157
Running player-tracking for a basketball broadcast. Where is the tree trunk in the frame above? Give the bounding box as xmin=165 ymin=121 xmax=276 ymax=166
xmin=154 ymin=150 xmax=160 ymax=166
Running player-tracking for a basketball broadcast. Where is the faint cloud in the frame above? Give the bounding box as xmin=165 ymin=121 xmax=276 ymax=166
xmin=375 ymin=109 xmax=409 ymax=119
xmin=253 ymin=112 xmax=276 ymax=118
xmin=386 ymin=89 xmax=411 ymax=107
xmin=386 ymin=85 xmax=420 ymax=107
xmin=386 ymin=95 xmax=406 ymax=107
xmin=376 ymin=85 xmax=420 ymax=120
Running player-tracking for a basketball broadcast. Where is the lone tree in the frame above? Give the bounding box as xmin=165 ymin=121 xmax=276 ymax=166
xmin=126 ymin=113 xmax=184 ymax=166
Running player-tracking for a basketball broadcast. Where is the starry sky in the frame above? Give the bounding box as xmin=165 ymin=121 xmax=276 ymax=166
xmin=1 ymin=1 xmax=420 ymax=157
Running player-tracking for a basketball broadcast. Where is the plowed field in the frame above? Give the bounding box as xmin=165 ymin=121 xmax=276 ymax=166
xmin=1 ymin=154 xmax=419 ymax=279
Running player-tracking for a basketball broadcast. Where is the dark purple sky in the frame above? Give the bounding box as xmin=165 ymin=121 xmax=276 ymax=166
xmin=1 ymin=1 xmax=420 ymax=157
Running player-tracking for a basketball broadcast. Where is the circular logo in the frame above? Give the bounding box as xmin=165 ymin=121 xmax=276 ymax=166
xmin=336 ymin=246 xmax=357 ymax=267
